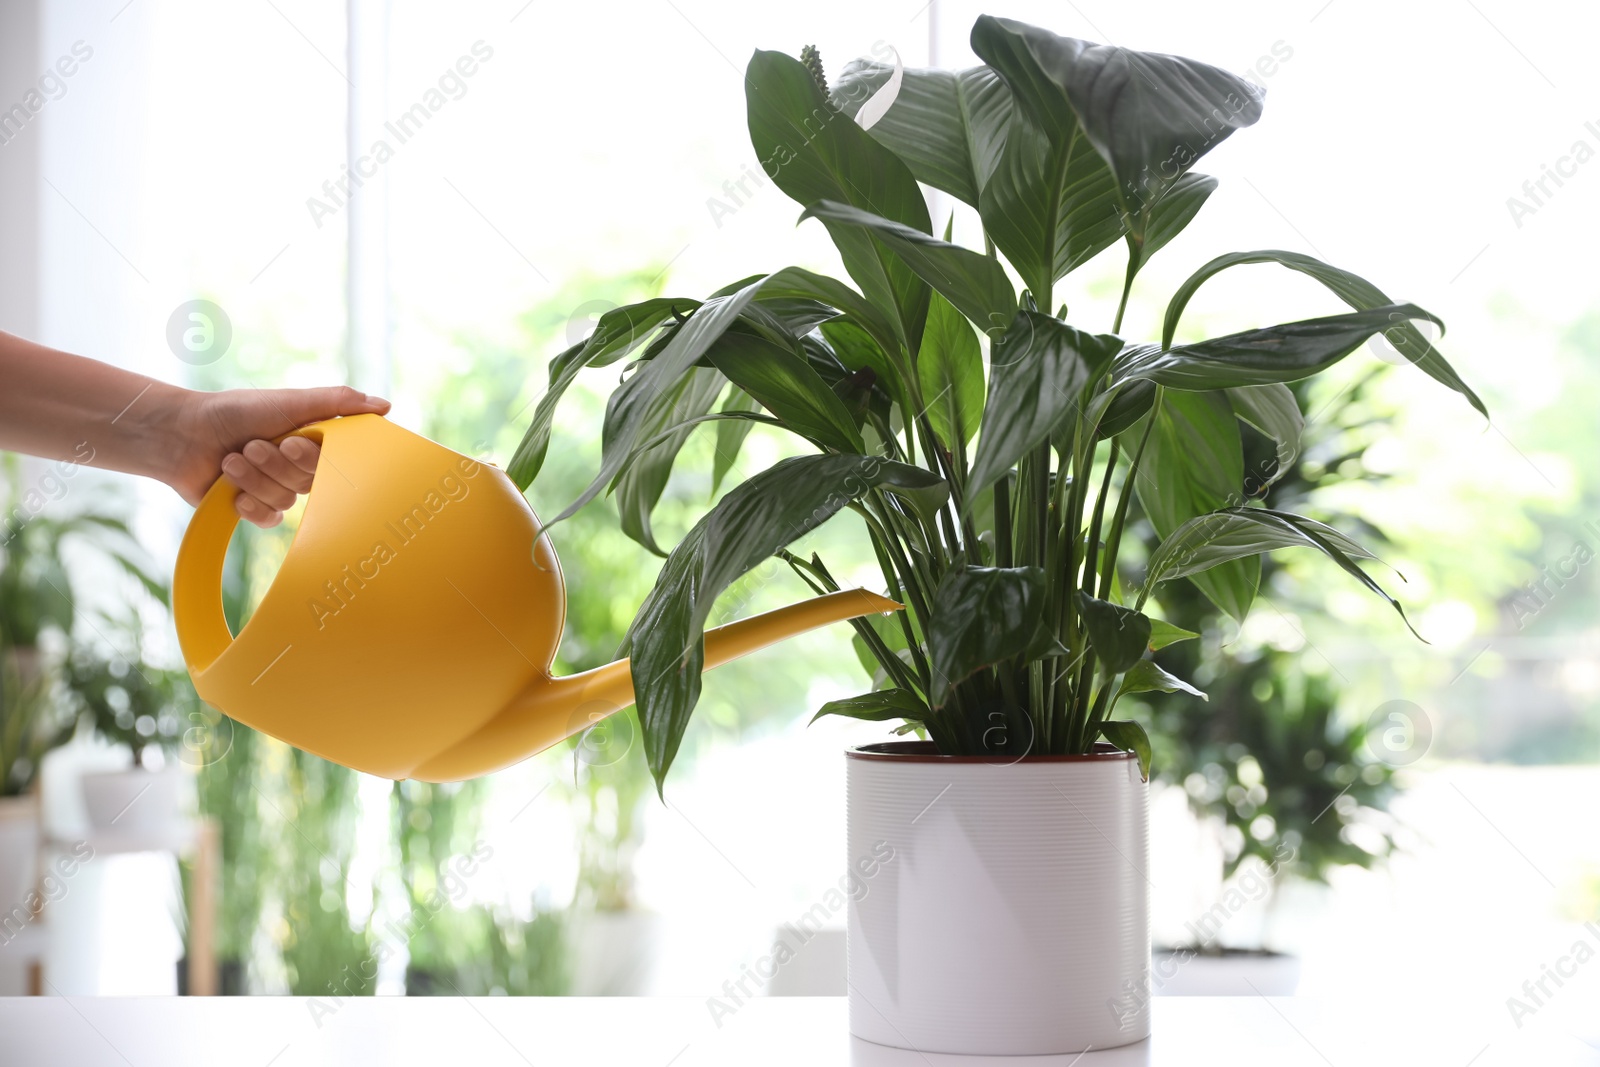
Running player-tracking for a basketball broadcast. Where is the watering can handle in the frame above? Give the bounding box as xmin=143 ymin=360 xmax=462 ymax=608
xmin=172 ymin=418 xmax=339 ymax=675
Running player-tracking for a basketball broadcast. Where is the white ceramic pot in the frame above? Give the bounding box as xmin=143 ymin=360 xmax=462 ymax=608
xmin=0 ymin=794 xmax=42 ymax=994
xmin=846 ymin=741 xmax=1150 ymax=1056
xmin=79 ymin=765 xmax=185 ymax=836
xmin=565 ymin=910 xmax=661 ymax=995
xmin=0 ymin=794 xmax=41 ymax=918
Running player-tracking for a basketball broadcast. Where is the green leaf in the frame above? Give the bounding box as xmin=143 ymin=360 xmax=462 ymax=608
xmin=1126 ymin=304 xmax=1446 ymax=392
xmin=712 ymin=387 xmax=759 ymax=495
xmin=1116 ymin=660 xmax=1207 ymax=701
xmin=1142 ymin=506 xmax=1417 ymax=635
xmin=1132 ymin=172 xmax=1216 ymax=273
xmin=755 ymin=267 xmax=902 ymax=370
xmin=973 ymin=17 xmax=1262 ymax=247
xmin=553 ymin=278 xmax=772 ymax=524
xmin=1229 ymin=383 xmax=1302 ymax=490
xmin=625 ymin=452 xmax=934 ymax=791
xmin=917 ymin=291 xmax=986 ymax=449
xmin=802 ymin=336 xmax=891 ymax=430
xmin=508 ymin=297 xmax=697 ymax=490
xmin=832 ymin=59 xmax=1012 ymax=207
xmin=881 ymin=469 xmax=952 ymax=524
xmin=1093 ymin=374 xmax=1158 ymax=440
xmin=615 ymin=368 xmax=727 ymax=555
xmin=970 ymin=80 xmax=1121 ymax=298
xmin=1098 ymin=719 xmax=1152 ymax=780
xmin=746 ymin=50 xmax=931 ymax=355
xmin=800 ymin=200 xmax=1017 ymax=337
xmin=1145 ymin=507 xmax=1375 ymax=585
xmin=925 ymin=565 xmax=1050 ymax=704
xmin=748 ymin=298 xmax=840 ymax=339
xmin=1163 ymin=249 xmax=1486 ymax=418
xmin=851 ymin=616 xmax=913 ymax=689
xmin=705 ymin=331 xmax=865 ymax=453
xmin=1076 ymin=592 xmax=1151 ymax=673
xmin=810 ymin=688 xmax=928 ymax=725
xmin=1134 ymin=390 xmax=1259 ymax=620
xmin=967 ymin=311 xmax=1122 ymax=500
xmin=820 ymin=318 xmax=909 ymax=414
xmin=1146 ymin=619 xmax=1199 ymax=651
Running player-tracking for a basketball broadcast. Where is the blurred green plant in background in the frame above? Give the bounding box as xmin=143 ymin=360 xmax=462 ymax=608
xmin=1145 ymin=371 xmax=1399 ymax=897
xmin=274 ymin=745 xmax=375 ymax=996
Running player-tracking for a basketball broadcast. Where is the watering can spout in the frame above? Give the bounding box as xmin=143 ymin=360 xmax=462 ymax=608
xmin=174 ymin=415 xmax=902 ymax=782
xmin=407 ymin=587 xmax=897 ymax=782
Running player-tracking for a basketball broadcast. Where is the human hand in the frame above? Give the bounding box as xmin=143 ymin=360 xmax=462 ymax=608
xmin=168 ymin=386 xmax=391 ymax=527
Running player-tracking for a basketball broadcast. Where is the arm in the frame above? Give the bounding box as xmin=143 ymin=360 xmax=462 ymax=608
xmin=0 ymin=329 xmax=389 ymax=527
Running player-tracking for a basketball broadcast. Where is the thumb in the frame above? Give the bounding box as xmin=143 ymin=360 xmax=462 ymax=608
xmin=265 ymin=385 xmax=391 ymax=428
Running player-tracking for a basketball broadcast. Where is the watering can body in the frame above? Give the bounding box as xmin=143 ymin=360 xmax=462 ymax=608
xmin=174 ymin=415 xmax=895 ymax=782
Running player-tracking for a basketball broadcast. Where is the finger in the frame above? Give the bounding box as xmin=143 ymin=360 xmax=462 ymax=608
xmin=278 ymin=435 xmax=322 ymax=477
xmin=268 ymin=385 xmax=391 ymax=428
xmin=221 ymin=452 xmax=297 ymax=512
xmin=242 ymin=439 xmax=315 ymax=495
xmin=234 ymin=493 xmax=283 ymax=529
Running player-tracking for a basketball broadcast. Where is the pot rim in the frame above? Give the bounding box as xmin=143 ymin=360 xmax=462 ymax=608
xmin=846 ymin=740 xmax=1135 ymax=763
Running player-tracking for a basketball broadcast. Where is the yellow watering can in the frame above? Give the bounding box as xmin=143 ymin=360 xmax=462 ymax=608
xmin=173 ymin=414 xmax=897 ymax=782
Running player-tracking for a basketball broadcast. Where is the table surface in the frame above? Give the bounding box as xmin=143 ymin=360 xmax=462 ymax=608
xmin=2 ymin=995 xmax=1597 ymax=1066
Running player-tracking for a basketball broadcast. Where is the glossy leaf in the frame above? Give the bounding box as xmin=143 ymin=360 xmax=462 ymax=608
xmin=967 ymin=311 xmax=1123 ymax=500
xmin=616 ymin=369 xmax=727 ymax=555
xmin=750 ymin=297 xmax=840 ymax=338
xmin=925 ymin=566 xmax=1049 ymax=704
xmin=1229 ymin=383 xmax=1302 ymax=490
xmin=711 ymin=387 xmax=759 ymax=495
xmin=755 ymin=266 xmax=902 ymax=369
xmin=971 ymin=83 xmax=1122 ymax=298
xmin=747 ymin=50 xmax=931 ymax=354
xmin=508 ymin=297 xmax=698 ymax=490
xmin=1142 ymin=505 xmax=1415 ymax=634
xmin=801 ymin=336 xmax=890 ymax=430
xmin=917 ymin=291 xmax=986 ymax=449
xmin=1098 ymin=719 xmax=1152 ymax=780
xmin=1094 ymin=375 xmax=1159 ymax=440
xmin=1145 ymin=507 xmax=1374 ymax=585
xmin=1163 ymin=249 xmax=1487 ymax=418
xmin=1123 ymin=304 xmax=1446 ymax=392
xmin=1077 ymin=592 xmax=1151 ymax=673
xmin=1135 ymin=390 xmax=1259 ymax=620
xmin=705 ymin=332 xmax=865 ymax=453
xmin=973 ymin=17 xmax=1262 ymax=244
xmin=1132 ymin=172 xmax=1216 ymax=273
xmin=1116 ymin=660 xmax=1207 ymax=700
xmin=832 ymin=59 xmax=1012 ymax=207
xmin=624 ymin=452 xmax=933 ymax=790
xmin=881 ymin=470 xmax=952 ymax=524
xmin=810 ymin=688 xmax=928 ymax=725
xmin=821 ymin=318 xmax=909 ymax=414
xmin=1146 ymin=619 xmax=1199 ymax=651
xmin=552 ymin=279 xmax=772 ymax=524
xmin=800 ymin=200 xmax=1017 ymax=337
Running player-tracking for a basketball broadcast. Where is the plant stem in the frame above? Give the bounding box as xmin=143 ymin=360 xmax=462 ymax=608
xmin=1099 ymin=408 xmax=1157 ymax=600
xmin=1113 ymin=250 xmax=1139 ymax=334
xmin=994 ymin=474 xmax=1013 ymax=569
xmin=1082 ymin=438 xmax=1120 ymax=600
xmin=783 ymin=550 xmax=921 ymax=698
xmin=1064 ymin=431 xmax=1099 ymax=743
xmin=861 ymin=496 xmax=936 ymax=688
xmin=1030 ymin=441 xmax=1050 ymax=569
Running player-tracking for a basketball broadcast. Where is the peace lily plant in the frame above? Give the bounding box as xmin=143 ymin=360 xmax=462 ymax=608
xmin=510 ymin=15 xmax=1483 ymax=793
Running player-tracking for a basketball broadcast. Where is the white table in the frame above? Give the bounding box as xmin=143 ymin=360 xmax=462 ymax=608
xmin=1 ymin=995 xmax=1597 ymax=1066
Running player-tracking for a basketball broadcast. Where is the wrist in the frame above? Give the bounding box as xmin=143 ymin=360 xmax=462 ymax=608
xmin=122 ymin=381 xmax=202 ymax=490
